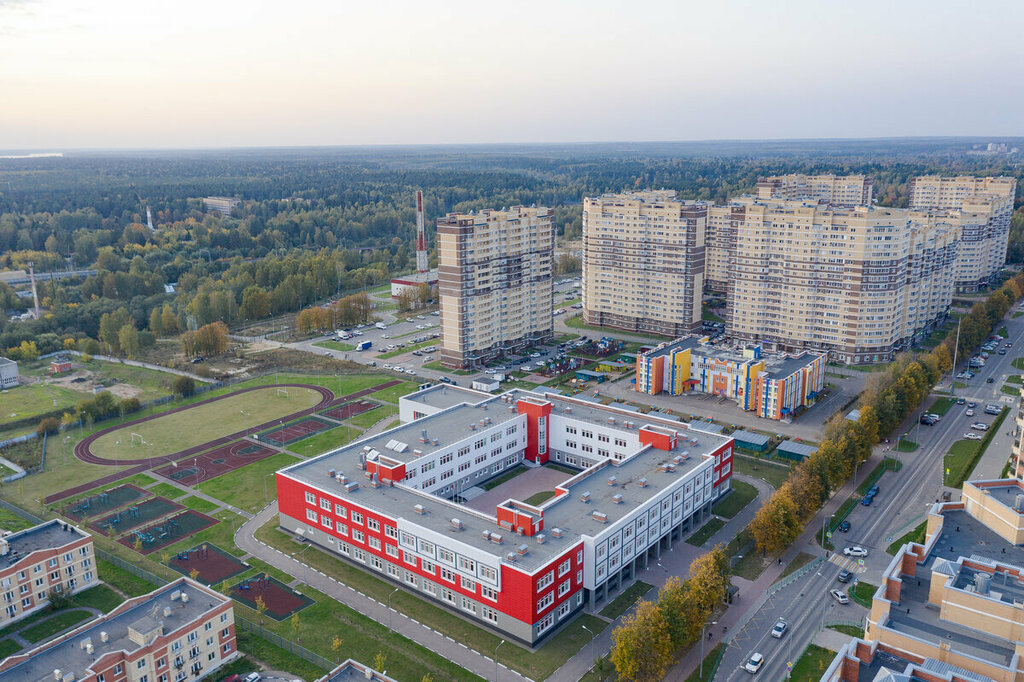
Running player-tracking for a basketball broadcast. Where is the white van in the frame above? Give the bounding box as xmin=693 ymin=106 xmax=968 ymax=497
xmin=375 ymin=322 xmax=387 ymax=330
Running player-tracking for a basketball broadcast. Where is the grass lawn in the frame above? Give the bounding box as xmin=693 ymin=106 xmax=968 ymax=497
xmin=702 ymin=307 xmax=725 ymax=323
xmin=481 ymin=465 xmax=528 ymax=490
xmin=198 ymin=453 xmax=300 ymax=514
xmin=288 ymin=424 xmax=364 ymax=457
xmin=0 ymin=639 xmax=19 ymax=658
xmin=97 ymin=558 xmax=159 ymax=597
xmin=160 ymin=509 xmax=246 ymax=558
xmin=235 ymin=630 xmax=327 ymax=681
xmin=1006 ymin=374 xmax=1023 ymax=384
xmin=21 ymin=609 xmax=94 ymax=643
xmin=0 ymin=382 xmax=81 ymax=429
xmin=895 ymin=439 xmax=918 ymax=452
xmin=828 ymin=624 xmax=863 ymax=637
xmin=599 ymin=581 xmax=654 ymax=619
xmin=179 ymin=495 xmax=220 ymax=513
xmin=849 ymin=581 xmax=877 ymax=608
xmin=523 ymin=490 xmax=555 ymax=505
xmin=72 ymin=584 xmax=125 ymax=613
xmin=886 ymin=521 xmax=927 ymax=555
xmin=725 ymin=527 xmax=769 ymax=580
xmin=856 ymin=458 xmax=901 ymax=496
xmin=776 ymin=552 xmax=816 ymax=583
xmin=347 ymin=402 xmax=398 ymax=429
xmin=89 ymin=385 xmax=323 ymax=460
xmin=998 ymin=326 xmax=1010 ymax=338
xmin=254 ymin=519 xmax=585 ymax=680
xmin=789 ymin=644 xmax=836 ymax=681
xmin=712 ymin=480 xmax=758 ymax=518
xmin=1014 ymin=312 xmax=1024 ymax=319
xmin=146 ymin=482 xmax=185 ymax=499
xmin=733 ymin=454 xmax=791 ymax=489
xmin=929 ymin=396 xmax=956 ymax=416
xmin=686 ymin=518 xmax=726 ymax=547
xmin=421 ymin=361 xmax=474 ymax=375
xmin=1014 ymin=357 xmax=1024 ymax=371
xmin=683 ymin=643 xmax=725 ymax=682
xmin=370 ymin=381 xmax=419 ymax=404
xmin=1002 ymin=385 xmax=1020 ymax=396
xmin=0 ymin=508 xmax=35 ymax=532
xmin=313 ymin=339 xmax=354 ymax=352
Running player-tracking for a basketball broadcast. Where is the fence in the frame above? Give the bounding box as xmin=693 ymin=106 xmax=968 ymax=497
xmin=767 ymin=556 xmax=824 ymax=596
xmin=236 ymin=617 xmax=333 ymax=672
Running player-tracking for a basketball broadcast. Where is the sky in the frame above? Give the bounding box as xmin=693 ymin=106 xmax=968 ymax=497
xmin=1 ymin=0 xmax=1021 ymax=149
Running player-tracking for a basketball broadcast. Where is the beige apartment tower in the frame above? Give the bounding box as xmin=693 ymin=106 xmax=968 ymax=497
xmin=582 ymin=191 xmax=705 ymax=336
xmin=909 ymin=175 xmax=1016 ymax=291
xmin=755 ymin=174 xmax=874 ymax=207
xmin=725 ymin=198 xmax=958 ymax=363
xmin=437 ymin=206 xmax=554 ymax=369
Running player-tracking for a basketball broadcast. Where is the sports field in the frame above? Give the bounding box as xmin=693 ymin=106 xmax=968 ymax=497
xmin=88 ymin=385 xmax=325 ymax=461
xmin=153 ymin=440 xmax=278 ymax=485
xmin=230 ymin=573 xmax=313 ymax=621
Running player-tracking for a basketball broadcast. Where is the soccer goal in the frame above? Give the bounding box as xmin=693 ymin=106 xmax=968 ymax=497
xmin=276 ymin=388 xmax=289 ymax=399
xmin=130 ymin=433 xmax=145 ymax=447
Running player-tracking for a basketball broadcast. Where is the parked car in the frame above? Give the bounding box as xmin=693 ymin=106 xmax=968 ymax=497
xmin=744 ymin=653 xmax=764 ymax=674
xmin=963 ymin=432 xmax=983 ymax=440
xmin=956 ymin=397 xmax=966 ymax=405
xmin=985 ymin=405 xmax=1002 ymax=415
xmin=770 ymin=620 xmax=788 ymax=638
xmin=829 ymin=589 xmax=850 ymax=605
xmin=919 ymin=415 xmax=936 ymax=426
xmin=971 ymin=422 xmax=990 ymax=431
xmin=383 ymin=363 xmax=393 ymax=370
xmin=837 ymin=520 xmax=851 ymax=533
xmin=999 ymin=349 xmax=1008 ymax=355
xmin=968 ymin=402 xmax=977 ymax=408
xmin=987 ymin=377 xmax=995 ymax=383
xmin=837 ymin=569 xmax=853 ymax=583
xmin=861 ymin=495 xmax=874 ymax=506
xmin=966 ymin=409 xmax=975 ymax=416
xmin=843 ymin=546 xmax=869 ymax=557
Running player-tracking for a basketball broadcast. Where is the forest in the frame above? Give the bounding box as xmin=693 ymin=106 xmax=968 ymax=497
xmin=0 ymin=139 xmax=1021 ymax=356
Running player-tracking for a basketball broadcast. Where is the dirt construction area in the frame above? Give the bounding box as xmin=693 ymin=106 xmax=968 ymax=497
xmin=49 ymin=369 xmax=144 ymax=400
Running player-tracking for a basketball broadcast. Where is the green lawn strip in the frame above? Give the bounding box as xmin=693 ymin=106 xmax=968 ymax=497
xmin=0 ymin=508 xmax=35 ymax=532
xmin=422 ymin=361 xmax=474 ymax=375
xmin=544 ymin=463 xmax=577 ymax=475
xmin=347 ymin=402 xmax=398 ymax=429
xmin=480 ymin=465 xmax=528 ymax=490
xmin=71 ymin=584 xmax=125 ymax=613
xmin=0 ymin=606 xmax=61 ymax=639
xmin=683 ymin=643 xmax=724 ymax=682
xmin=686 ymin=518 xmax=726 ymax=547
xmin=725 ymin=527 xmax=768 ymax=581
xmin=1014 ymin=312 xmax=1024 ymax=319
xmin=146 ymin=482 xmax=186 ymax=499
xmin=0 ymin=639 xmax=19 ymax=659
xmin=998 ymin=326 xmax=1010 ymax=338
xmin=523 ymin=490 xmax=555 ymax=505
xmin=1002 ymin=385 xmax=1020 ymax=396
xmin=179 ymin=495 xmax=220 ymax=513
xmin=235 ymin=630 xmax=327 ymax=681
xmin=159 ymin=510 xmax=247 ymax=558
xmin=849 ymin=581 xmax=878 ymax=608
xmin=122 ymin=473 xmax=157 ymax=488
xmin=238 ymin=372 xmax=388 ymax=398
xmin=255 ymin=520 xmax=577 ymax=680
xmin=945 ymin=407 xmax=1009 ymax=487
xmin=1006 ymin=375 xmax=1023 ymax=384
xmin=819 ymin=497 xmax=860 ymax=550
xmin=789 ymin=644 xmax=836 ymax=681
xmin=369 ymin=381 xmax=419 ymax=404
xmin=313 ymin=340 xmax=355 ymax=352
xmin=702 ymin=308 xmax=725 ymax=323
xmin=1014 ymin=357 xmax=1024 ymax=371
xmin=928 ymin=397 xmax=956 ymax=416
xmin=886 ymin=521 xmax=927 ymax=555
xmin=198 ymin=453 xmax=299 ymax=514
xmin=0 ymin=382 xmax=82 ymax=428
xmin=711 ymin=480 xmax=758 ymax=518
xmin=599 ymin=581 xmax=655 ymax=619
xmin=732 ymin=454 xmax=791 ymax=489
xmin=20 ymin=609 xmax=95 ymax=643
xmin=564 ymin=315 xmax=673 ymax=341
xmin=376 ymin=340 xmax=434 ymax=360
xmin=775 ymin=552 xmax=816 ymax=583
xmin=383 ymin=420 xmax=401 ymax=431
xmin=895 ymin=440 xmax=918 ymax=452
xmin=288 ymin=424 xmax=364 ymax=457
xmin=827 ymin=624 xmax=863 ymax=637
xmin=97 ymin=558 xmax=159 ymax=597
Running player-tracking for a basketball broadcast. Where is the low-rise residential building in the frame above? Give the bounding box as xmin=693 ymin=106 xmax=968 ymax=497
xmin=0 ymin=519 xmax=96 ymax=628
xmin=0 ymin=357 xmax=17 ymax=389
xmin=582 ymin=191 xmax=705 ymax=336
xmin=821 ymin=478 xmax=1024 ymax=682
xmin=276 ymin=384 xmax=733 ymax=645
xmin=0 ymin=576 xmax=236 ymax=681
xmin=390 ymin=269 xmax=439 ymax=299
xmin=635 ymin=336 xmax=826 ymax=421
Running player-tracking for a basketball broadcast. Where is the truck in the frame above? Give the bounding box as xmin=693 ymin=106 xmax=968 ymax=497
xmin=356 ymin=340 xmax=372 ymax=351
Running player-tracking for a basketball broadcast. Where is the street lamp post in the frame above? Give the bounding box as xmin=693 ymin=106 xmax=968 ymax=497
xmin=299 ymin=545 xmax=310 ymax=586
xmin=387 ymin=587 xmax=400 ymax=631
xmin=580 ymin=624 xmax=596 ymax=671
xmin=821 ymin=513 xmax=835 ymax=550
xmin=494 ymin=639 xmax=506 ymax=682
xmin=700 ymin=620 xmax=718 ymax=678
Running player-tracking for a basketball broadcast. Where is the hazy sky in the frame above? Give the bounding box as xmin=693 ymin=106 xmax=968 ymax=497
xmin=1 ymin=0 xmax=1021 ymax=149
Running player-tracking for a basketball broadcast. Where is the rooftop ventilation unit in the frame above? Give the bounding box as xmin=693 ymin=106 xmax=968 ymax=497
xmin=581 ymin=491 xmax=591 ymax=503
xmin=79 ymin=638 xmax=92 ymax=650
xmin=517 ymin=544 xmax=529 ymax=556
xmin=413 ymin=449 xmax=423 ymax=457
xmin=607 ymin=476 xmax=617 ymax=486
xmin=432 ymin=438 xmax=440 ymax=446
xmin=506 ymin=552 xmax=518 ymax=563
xmin=163 ymin=606 xmax=173 ymax=617
xmin=328 ymin=468 xmax=335 ymax=478
xmin=1015 ymin=495 xmax=1024 ymax=513
xmin=565 ymin=407 xmax=572 ymax=414
xmin=450 ymin=518 xmax=464 ymax=530
xmin=509 ymin=405 xmax=516 ymax=412
xmin=592 ymin=511 xmax=608 ymax=524
xmin=100 ymin=631 xmax=109 ymax=642
xmin=181 ymin=593 xmax=189 ymax=603
xmin=345 ymin=482 xmax=360 ymax=493
xmin=535 ymin=533 xmax=547 ymax=544
xmin=482 ymin=530 xmax=491 ymax=541
xmin=638 ymin=477 xmax=648 ymax=488
xmin=53 ymin=670 xmax=61 ymax=681
xmin=551 ymin=527 xmax=563 ymax=538
xmin=626 ymin=421 xmax=634 ymax=429
xmin=608 ymin=417 xmax=616 ymax=424
xmin=413 ymin=504 xmax=426 ymax=515
xmin=86 ymin=642 xmax=94 ymax=655
xmin=171 ymin=590 xmax=181 ymax=601
xmin=469 ymin=424 xmax=477 ymax=431
xmin=369 ymin=473 xmax=381 ymax=488
xmin=490 ymin=532 xmax=503 ymax=545
xmin=335 ymin=474 xmax=347 ymax=485
xmin=673 ymin=455 xmax=683 ymax=464
xmin=612 ymin=494 xmax=623 ymax=504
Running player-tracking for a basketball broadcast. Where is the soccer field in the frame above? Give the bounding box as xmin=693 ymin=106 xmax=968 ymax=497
xmin=88 ymin=385 xmax=325 ymax=460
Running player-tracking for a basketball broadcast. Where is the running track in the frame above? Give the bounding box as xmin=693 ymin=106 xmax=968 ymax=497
xmin=46 ymin=379 xmax=404 ymax=504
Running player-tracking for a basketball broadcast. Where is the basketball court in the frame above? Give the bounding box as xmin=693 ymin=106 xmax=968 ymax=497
xmin=320 ymin=399 xmax=378 ymax=421
xmin=256 ymin=416 xmax=336 ymax=447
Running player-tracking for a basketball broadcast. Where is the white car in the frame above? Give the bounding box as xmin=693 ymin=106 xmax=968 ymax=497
xmin=829 ymin=589 xmax=850 ymax=605
xmin=963 ymin=432 xmax=983 ymax=440
xmin=383 ymin=364 xmax=393 ymax=370
xmin=395 ymin=366 xmax=406 ymax=373
xmin=744 ymin=653 xmax=764 ymax=674
xmin=770 ymin=619 xmax=787 ymax=638
xmin=970 ymin=422 xmax=990 ymax=431
xmin=406 ymin=369 xmax=416 ymax=376
xmin=843 ymin=546 xmax=869 ymax=557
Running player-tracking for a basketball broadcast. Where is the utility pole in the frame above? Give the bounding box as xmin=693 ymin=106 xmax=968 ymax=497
xmin=951 ymin=317 xmax=962 ymax=395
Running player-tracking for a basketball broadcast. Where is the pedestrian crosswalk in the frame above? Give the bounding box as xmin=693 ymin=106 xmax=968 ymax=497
xmin=828 ymin=553 xmax=868 ymax=573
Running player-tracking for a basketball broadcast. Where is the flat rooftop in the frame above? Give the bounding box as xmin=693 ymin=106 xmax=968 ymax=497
xmin=281 ymin=388 xmax=731 ymax=572
xmin=767 ymin=354 xmax=819 ymax=378
xmin=408 ymin=384 xmax=491 ymax=412
xmin=0 ymin=578 xmax=226 ymax=682
xmin=2 ymin=520 xmax=87 ymax=567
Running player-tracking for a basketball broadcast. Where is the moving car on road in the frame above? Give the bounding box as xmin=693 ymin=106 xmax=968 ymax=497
xmin=837 ymin=570 xmax=853 ymax=583
xmin=744 ymin=653 xmax=764 ymax=673
xmin=771 ymin=619 xmax=788 ymax=638
xmin=843 ymin=546 xmax=869 ymax=557
xmin=837 ymin=520 xmax=851 ymax=532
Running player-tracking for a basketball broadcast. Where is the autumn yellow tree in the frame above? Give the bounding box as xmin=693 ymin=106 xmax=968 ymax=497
xmin=749 ymin=488 xmax=801 ymax=555
xmin=610 ymin=599 xmax=673 ymax=682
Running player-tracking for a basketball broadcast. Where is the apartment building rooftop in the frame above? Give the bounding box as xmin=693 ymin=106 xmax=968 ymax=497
xmin=280 ymin=388 xmax=730 ymax=572
xmin=1 ymin=519 xmax=87 ymax=565
xmin=0 ymin=577 xmax=228 ymax=682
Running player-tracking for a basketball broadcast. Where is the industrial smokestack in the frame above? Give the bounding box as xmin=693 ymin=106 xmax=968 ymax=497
xmin=146 ymin=206 xmax=155 ymax=232
xmin=28 ymin=262 xmax=40 ymax=319
xmin=415 ymin=190 xmax=428 ymax=273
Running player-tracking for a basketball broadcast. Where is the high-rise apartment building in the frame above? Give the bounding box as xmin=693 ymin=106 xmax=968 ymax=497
xmin=438 ymin=207 xmax=553 ymax=369
xmin=725 ymin=198 xmax=959 ymax=363
xmin=909 ymin=175 xmax=1016 ymax=291
xmin=755 ymin=174 xmax=874 ymax=207
xmin=582 ymin=191 xmax=705 ymax=336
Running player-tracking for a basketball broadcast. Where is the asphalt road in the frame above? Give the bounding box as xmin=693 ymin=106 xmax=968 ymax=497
xmin=714 ymin=311 xmax=1024 ymax=681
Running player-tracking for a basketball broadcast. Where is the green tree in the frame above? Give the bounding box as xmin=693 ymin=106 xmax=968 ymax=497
xmin=173 ymin=375 xmax=195 ymax=397
xmin=117 ymin=324 xmax=140 ymax=358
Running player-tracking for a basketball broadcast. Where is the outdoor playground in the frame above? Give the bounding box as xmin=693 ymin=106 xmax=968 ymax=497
xmin=168 ymin=543 xmax=249 ymax=584
xmin=63 ymin=483 xmax=148 ymax=521
xmin=153 ymin=440 xmax=278 ymax=485
xmin=90 ymin=496 xmax=183 ymax=536
xmin=229 ymin=572 xmax=313 ymax=621
xmin=116 ymin=509 xmax=218 ymax=554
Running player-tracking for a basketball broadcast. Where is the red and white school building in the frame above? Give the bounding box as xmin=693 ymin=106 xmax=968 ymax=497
xmin=276 ymin=385 xmax=733 ymax=645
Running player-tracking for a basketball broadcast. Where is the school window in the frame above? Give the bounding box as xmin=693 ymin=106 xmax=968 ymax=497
xmin=558 ymin=559 xmax=571 ymax=577
xmin=337 ymin=523 xmax=348 ymax=536
xmin=537 ymin=571 xmax=554 ymax=591
xmin=537 ymin=592 xmax=554 ymax=612
xmin=438 ymin=548 xmax=455 ymax=564
xmin=566 ymin=426 xmax=577 ymax=435
xmin=557 ymin=601 xmax=572 ymax=619
xmin=461 ymin=597 xmax=477 ymax=614
xmin=368 ymin=537 xmax=381 ymax=550
xmin=479 ymin=565 xmax=496 ymax=582
xmin=474 ymin=438 xmax=486 ymax=449
xmin=387 ymin=564 xmax=400 ymax=578
xmin=399 ymin=531 xmax=415 ymax=548
xmin=405 ymin=571 xmax=418 ymax=587
xmin=367 ymin=518 xmax=380 ymax=531
xmin=422 ymin=560 xmax=436 ymax=574
xmin=305 ymin=509 xmax=317 ymax=522
xmin=351 ymin=512 xmax=363 ymax=525
xmin=419 ymin=540 xmax=435 ymax=556
xmin=386 ymin=544 xmax=399 ymax=558
xmin=457 ymin=556 xmax=476 ymax=573
xmin=305 ymin=491 xmax=316 ymax=504
xmin=581 ymin=430 xmax=592 ymax=439
xmin=615 ymin=437 xmax=627 ymax=447
xmin=335 ymin=503 xmax=347 ymax=518
xmin=461 ymin=576 xmax=476 ymax=591
xmin=440 ymin=469 xmax=453 ymax=480
xmin=558 ymin=580 xmax=571 ymax=597
xmin=370 ymin=556 xmax=383 ymax=571
xmin=566 ymin=440 xmax=577 ymax=449
xmin=490 ymin=432 xmax=500 ymax=442
xmin=440 ymin=453 xmax=453 ymax=465
xmin=320 ymin=498 xmax=331 ymax=510
xmin=320 ymin=515 xmax=332 ymax=529
xmin=577 ymin=570 xmax=583 ymax=583
xmin=352 ymin=530 xmax=364 ymax=543
xmin=481 ymin=585 xmax=497 ymax=601
xmin=483 ymin=606 xmax=499 ymax=623
xmin=581 ymin=444 xmax=593 ymax=453
xmin=537 ymin=612 xmax=554 ymax=633
xmin=404 ymin=551 xmax=417 ymax=566
xmin=506 ymin=425 xmax=517 ymax=435
xmin=441 ymin=568 xmax=456 ymax=583
xmin=458 ymin=446 xmax=471 ymax=457
xmin=598 ymin=434 xmax=609 ymax=443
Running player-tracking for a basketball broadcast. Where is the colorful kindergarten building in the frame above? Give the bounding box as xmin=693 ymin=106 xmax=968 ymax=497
xmin=276 ymin=384 xmax=733 ymax=645
xmin=635 ymin=336 xmax=826 ymax=421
